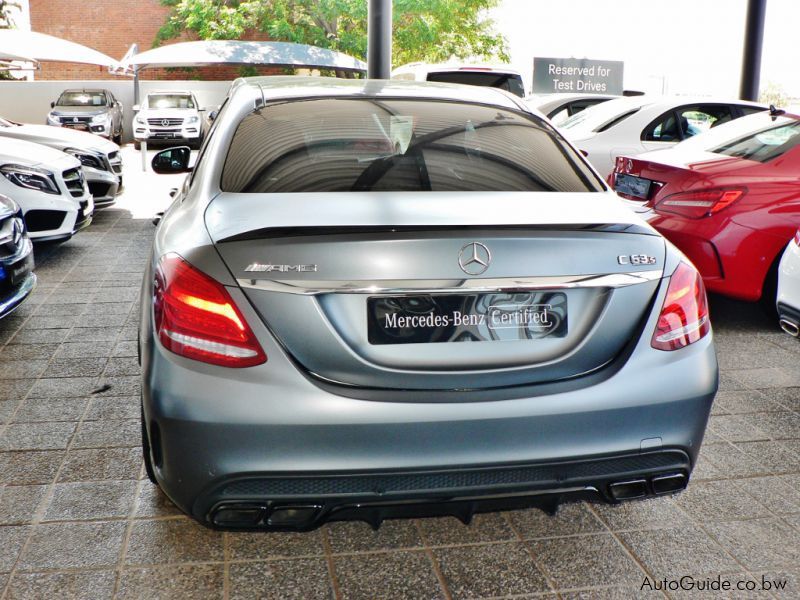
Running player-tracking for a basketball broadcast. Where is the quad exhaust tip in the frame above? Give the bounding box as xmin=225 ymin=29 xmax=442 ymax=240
xmin=609 ymin=472 xmax=687 ymax=501
xmin=779 ymin=318 xmax=799 ymax=338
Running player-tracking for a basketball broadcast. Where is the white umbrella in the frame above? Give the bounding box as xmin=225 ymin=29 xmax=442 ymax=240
xmin=123 ymin=40 xmax=366 ymax=73
xmin=0 ymin=30 xmax=120 ymax=68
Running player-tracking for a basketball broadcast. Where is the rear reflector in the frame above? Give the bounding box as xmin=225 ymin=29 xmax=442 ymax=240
xmin=651 ymin=262 xmax=711 ymax=351
xmin=153 ymin=253 xmax=267 ymax=367
xmin=655 ymin=188 xmax=745 ymax=219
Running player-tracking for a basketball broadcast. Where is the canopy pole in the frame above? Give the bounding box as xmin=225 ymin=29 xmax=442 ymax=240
xmin=739 ymin=0 xmax=767 ymax=101
xmin=367 ymin=0 xmax=392 ymax=78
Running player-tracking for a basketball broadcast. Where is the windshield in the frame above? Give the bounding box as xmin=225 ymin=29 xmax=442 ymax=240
xmin=426 ymin=71 xmax=525 ymax=97
xmin=147 ymin=94 xmax=195 ymax=109
xmin=560 ymin=97 xmax=651 ymax=135
xmin=221 ymin=98 xmax=602 ymax=193
xmin=57 ymin=91 xmax=107 ymax=107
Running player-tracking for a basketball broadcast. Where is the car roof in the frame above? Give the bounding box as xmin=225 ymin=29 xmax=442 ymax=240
xmin=392 ymin=62 xmax=522 ymax=75
xmin=61 ymin=88 xmax=109 ymax=93
xmin=229 ymin=76 xmax=525 ymax=111
xmin=147 ymin=90 xmax=195 ymax=95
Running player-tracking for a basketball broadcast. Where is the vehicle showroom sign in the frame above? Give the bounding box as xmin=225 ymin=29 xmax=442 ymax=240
xmin=533 ymin=57 xmax=624 ymax=94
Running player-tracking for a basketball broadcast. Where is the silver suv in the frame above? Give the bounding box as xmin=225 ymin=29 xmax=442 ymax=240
xmin=47 ymin=89 xmax=124 ymax=144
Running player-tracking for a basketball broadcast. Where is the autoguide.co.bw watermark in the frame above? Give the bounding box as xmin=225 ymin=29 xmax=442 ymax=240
xmin=640 ymin=574 xmax=788 ymax=593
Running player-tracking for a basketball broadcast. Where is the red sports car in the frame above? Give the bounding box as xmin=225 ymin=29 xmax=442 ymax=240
xmin=610 ymin=107 xmax=800 ymax=303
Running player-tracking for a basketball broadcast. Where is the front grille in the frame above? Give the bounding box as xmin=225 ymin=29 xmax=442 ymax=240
xmin=148 ymin=118 xmax=184 ymax=127
xmin=107 ymin=151 xmax=123 ymax=174
xmin=60 ymin=115 xmax=91 ymax=124
xmin=62 ymin=168 xmax=85 ymax=197
xmin=24 ymin=210 xmax=66 ymax=233
xmin=221 ymin=453 xmax=686 ymax=498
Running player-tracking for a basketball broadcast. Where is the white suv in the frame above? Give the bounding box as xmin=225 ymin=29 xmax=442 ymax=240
xmin=133 ymin=91 xmax=203 ymax=149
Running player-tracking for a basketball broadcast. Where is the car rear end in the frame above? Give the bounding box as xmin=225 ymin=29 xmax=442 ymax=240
xmin=610 ymin=112 xmax=800 ymax=301
xmin=140 ymin=80 xmax=718 ymax=530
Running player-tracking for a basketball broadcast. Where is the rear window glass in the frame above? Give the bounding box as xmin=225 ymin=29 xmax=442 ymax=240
xmin=712 ymin=120 xmax=800 ymax=163
xmin=221 ymin=98 xmax=601 ymax=193
xmin=425 ymin=71 xmax=525 ymax=97
xmin=147 ymin=94 xmax=195 ymax=109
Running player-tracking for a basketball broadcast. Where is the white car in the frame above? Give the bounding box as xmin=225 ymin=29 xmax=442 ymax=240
xmin=391 ymin=62 xmax=525 ymax=97
xmin=777 ymin=230 xmax=800 ymax=336
xmin=527 ymin=93 xmax=620 ymax=125
xmin=0 ymin=138 xmax=93 ymax=242
xmin=559 ymin=96 xmax=767 ymax=178
xmin=0 ymin=117 xmax=121 ymax=206
xmin=133 ymin=91 xmax=204 ymax=149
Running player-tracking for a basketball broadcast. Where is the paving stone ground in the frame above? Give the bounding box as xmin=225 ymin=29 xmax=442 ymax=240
xmin=1 ymin=181 xmax=799 ymax=598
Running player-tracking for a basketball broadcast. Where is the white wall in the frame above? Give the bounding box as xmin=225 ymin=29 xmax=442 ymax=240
xmin=0 ymin=79 xmax=232 ymax=142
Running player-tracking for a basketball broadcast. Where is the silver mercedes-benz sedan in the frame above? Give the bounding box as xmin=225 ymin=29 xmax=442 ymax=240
xmin=139 ymin=77 xmax=718 ymax=530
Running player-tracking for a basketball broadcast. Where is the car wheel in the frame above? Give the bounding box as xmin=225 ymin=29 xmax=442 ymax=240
xmin=141 ymin=402 xmax=158 ymax=485
xmin=113 ymin=128 xmax=122 ymax=145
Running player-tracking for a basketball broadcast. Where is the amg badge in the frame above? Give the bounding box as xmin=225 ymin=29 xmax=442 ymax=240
xmin=618 ymin=254 xmax=656 ymax=266
xmin=244 ymin=263 xmax=318 ymax=273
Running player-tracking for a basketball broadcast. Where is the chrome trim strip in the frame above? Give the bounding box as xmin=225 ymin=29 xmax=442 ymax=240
xmin=237 ymin=270 xmax=662 ymax=296
xmin=0 ymin=272 xmax=36 ymax=317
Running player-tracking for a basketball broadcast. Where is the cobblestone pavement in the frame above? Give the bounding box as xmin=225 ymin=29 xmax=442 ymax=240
xmin=1 ymin=205 xmax=799 ymax=599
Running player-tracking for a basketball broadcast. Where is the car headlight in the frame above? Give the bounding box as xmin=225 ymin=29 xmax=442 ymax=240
xmin=0 ymin=164 xmax=60 ymax=195
xmin=135 ymin=115 xmax=145 ymax=125
xmin=47 ymin=112 xmax=60 ymax=123
xmin=91 ymin=114 xmax=109 ymax=124
xmin=185 ymin=116 xmax=199 ymax=124
xmin=64 ymin=148 xmax=105 ymax=171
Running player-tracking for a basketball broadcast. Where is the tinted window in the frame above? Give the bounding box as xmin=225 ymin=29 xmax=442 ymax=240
xmin=221 ymin=98 xmax=601 ymax=194
xmin=57 ymin=91 xmax=107 ymax=107
xmin=712 ymin=120 xmax=800 ymax=163
xmin=644 ymin=105 xmax=734 ymax=142
xmin=147 ymin=94 xmax=195 ymax=109
xmin=426 ymin=72 xmax=525 ymax=97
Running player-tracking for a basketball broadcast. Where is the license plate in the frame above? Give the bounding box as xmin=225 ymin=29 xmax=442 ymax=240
xmin=8 ymin=252 xmax=33 ymax=286
xmin=367 ymin=292 xmax=568 ymax=345
xmin=615 ymin=173 xmax=652 ymax=200
xmin=64 ymin=124 xmax=89 ymax=131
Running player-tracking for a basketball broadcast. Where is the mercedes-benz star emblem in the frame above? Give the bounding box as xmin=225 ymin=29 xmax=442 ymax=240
xmin=72 ymin=117 xmax=79 ymax=123
xmin=161 ymin=119 xmax=170 ymax=127
xmin=458 ymin=242 xmax=491 ymax=276
xmin=11 ymin=217 xmax=23 ymax=247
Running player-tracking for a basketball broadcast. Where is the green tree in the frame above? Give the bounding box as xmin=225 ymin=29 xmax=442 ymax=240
xmin=0 ymin=1 xmax=21 ymax=80
xmin=156 ymin=0 xmax=509 ymax=65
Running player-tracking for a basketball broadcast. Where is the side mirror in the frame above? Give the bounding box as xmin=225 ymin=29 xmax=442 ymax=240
xmin=208 ymin=109 xmax=218 ymax=122
xmin=50 ymin=101 xmax=55 ymax=108
xmin=151 ymin=147 xmax=192 ymax=174
xmin=132 ymin=104 xmax=140 ymax=112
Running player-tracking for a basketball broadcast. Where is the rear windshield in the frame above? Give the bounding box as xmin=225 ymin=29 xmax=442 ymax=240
xmin=426 ymin=71 xmax=525 ymax=97
xmin=711 ymin=120 xmax=800 ymax=163
xmin=57 ymin=91 xmax=107 ymax=106
xmin=147 ymin=94 xmax=195 ymax=109
xmin=221 ymin=98 xmax=602 ymax=193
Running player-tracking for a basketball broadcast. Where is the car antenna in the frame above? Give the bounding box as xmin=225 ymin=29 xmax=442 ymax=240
xmin=769 ymin=104 xmax=785 ymax=118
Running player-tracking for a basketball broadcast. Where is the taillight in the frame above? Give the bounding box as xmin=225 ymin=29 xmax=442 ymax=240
xmin=651 ymin=262 xmax=711 ymax=351
xmin=655 ymin=188 xmax=745 ymax=219
xmin=153 ymin=253 xmax=266 ymax=367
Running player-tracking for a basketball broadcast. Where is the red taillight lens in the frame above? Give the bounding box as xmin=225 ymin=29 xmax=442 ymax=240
xmin=655 ymin=188 xmax=745 ymax=219
xmin=651 ymin=262 xmax=711 ymax=351
xmin=153 ymin=254 xmax=266 ymax=367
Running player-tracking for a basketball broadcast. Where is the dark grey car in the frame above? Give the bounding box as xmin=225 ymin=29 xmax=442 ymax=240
xmin=139 ymin=77 xmax=718 ymax=531
xmin=47 ymin=89 xmax=124 ymax=143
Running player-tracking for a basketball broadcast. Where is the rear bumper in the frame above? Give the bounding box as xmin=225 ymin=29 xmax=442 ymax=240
xmin=142 ymin=312 xmax=718 ymax=527
xmin=201 ymin=451 xmax=691 ymax=530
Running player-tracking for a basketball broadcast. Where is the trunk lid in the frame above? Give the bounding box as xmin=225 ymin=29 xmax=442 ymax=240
xmin=209 ymin=191 xmax=665 ymax=390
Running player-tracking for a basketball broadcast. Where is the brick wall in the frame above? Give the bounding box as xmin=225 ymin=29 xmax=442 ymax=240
xmin=28 ymin=0 xmax=280 ymax=81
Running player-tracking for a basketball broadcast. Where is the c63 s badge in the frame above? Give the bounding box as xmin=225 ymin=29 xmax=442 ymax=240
xmin=618 ymin=254 xmax=657 ymax=266
xmin=245 ymin=263 xmax=318 ymax=273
